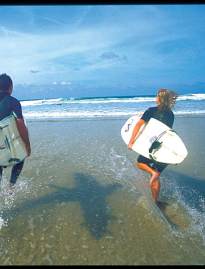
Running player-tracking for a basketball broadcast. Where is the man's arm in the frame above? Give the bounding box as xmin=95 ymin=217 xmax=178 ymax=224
xmin=16 ymin=118 xmax=31 ymax=156
xmin=10 ymin=97 xmax=31 ymax=156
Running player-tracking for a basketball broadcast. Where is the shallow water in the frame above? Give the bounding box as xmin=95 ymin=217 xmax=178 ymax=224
xmin=0 ymin=116 xmax=204 ymax=265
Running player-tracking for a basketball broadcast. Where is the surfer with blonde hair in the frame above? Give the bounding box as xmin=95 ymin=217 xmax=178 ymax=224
xmin=128 ymin=89 xmax=178 ymax=204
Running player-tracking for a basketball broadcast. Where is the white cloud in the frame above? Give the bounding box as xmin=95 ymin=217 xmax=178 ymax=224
xmin=60 ymin=81 xmax=71 ymax=85
xmin=0 ymin=5 xmax=203 ymax=84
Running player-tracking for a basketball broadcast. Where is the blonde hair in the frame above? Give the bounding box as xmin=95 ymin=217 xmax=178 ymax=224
xmin=157 ymin=88 xmax=178 ymax=111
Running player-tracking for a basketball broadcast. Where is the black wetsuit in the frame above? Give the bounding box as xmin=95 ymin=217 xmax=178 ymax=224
xmin=137 ymin=106 xmax=175 ymax=173
xmin=0 ymin=93 xmax=24 ymax=185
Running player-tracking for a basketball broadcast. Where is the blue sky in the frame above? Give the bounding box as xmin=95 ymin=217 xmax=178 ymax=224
xmin=0 ymin=4 xmax=205 ymax=97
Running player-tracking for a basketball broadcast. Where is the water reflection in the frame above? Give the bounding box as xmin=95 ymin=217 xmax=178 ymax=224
xmin=164 ymin=170 xmax=205 ymax=213
xmin=2 ymin=172 xmax=121 ymax=240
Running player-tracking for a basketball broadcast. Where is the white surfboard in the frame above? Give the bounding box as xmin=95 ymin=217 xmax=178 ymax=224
xmin=0 ymin=113 xmax=28 ymax=166
xmin=121 ymin=115 xmax=188 ymax=164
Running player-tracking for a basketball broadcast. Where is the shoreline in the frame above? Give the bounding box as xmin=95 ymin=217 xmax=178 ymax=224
xmin=25 ymin=114 xmax=205 ymax=123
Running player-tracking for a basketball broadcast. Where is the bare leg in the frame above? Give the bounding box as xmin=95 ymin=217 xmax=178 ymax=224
xmin=136 ymin=162 xmax=160 ymax=203
xmin=150 ymin=173 xmax=160 ymax=203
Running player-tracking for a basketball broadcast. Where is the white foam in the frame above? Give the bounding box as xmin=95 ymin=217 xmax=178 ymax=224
xmin=174 ymin=110 xmax=205 ymax=115
xmin=23 ymin=109 xmax=205 ymax=119
xmin=21 ymin=98 xmax=63 ymax=107
xmin=20 ymin=94 xmax=205 ymax=108
xmin=0 ymin=216 xmax=7 ymax=229
xmin=178 ymin=94 xmax=205 ymax=101
xmin=23 ymin=110 xmax=139 ymax=119
xmin=67 ymin=97 xmax=156 ymax=104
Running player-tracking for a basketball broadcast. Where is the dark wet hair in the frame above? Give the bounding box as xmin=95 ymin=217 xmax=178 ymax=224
xmin=157 ymin=88 xmax=178 ymax=111
xmin=0 ymin=73 xmax=13 ymax=93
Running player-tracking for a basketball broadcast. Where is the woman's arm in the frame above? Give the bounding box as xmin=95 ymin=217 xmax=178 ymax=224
xmin=128 ymin=118 xmax=145 ymax=150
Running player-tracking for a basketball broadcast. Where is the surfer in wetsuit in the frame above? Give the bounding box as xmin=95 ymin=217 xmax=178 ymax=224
xmin=0 ymin=74 xmax=31 ymax=192
xmin=128 ymin=89 xmax=177 ymax=204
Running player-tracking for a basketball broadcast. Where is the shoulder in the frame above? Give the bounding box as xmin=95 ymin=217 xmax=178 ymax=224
xmin=148 ymin=106 xmax=158 ymax=112
xmin=168 ymin=109 xmax=174 ymax=117
xmin=145 ymin=106 xmax=158 ymax=114
xmin=9 ymin=95 xmax=21 ymax=104
xmin=8 ymin=96 xmax=23 ymax=118
xmin=141 ymin=106 xmax=157 ymax=121
xmin=7 ymin=96 xmax=22 ymax=108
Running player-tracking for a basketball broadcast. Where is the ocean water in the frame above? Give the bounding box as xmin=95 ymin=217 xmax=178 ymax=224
xmin=0 ymin=93 xmax=204 ymax=265
xmin=20 ymin=93 xmax=205 ymax=120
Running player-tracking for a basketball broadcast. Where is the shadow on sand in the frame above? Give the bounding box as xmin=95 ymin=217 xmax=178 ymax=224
xmin=3 ymin=172 xmax=122 ymax=240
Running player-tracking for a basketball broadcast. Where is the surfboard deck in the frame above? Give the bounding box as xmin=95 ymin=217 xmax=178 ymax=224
xmin=0 ymin=113 xmax=27 ymax=166
xmin=121 ymin=115 xmax=188 ymax=164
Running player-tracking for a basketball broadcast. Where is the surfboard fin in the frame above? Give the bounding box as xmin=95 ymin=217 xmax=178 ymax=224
xmin=9 ymin=158 xmax=21 ymax=163
xmin=149 ymin=140 xmax=162 ymax=153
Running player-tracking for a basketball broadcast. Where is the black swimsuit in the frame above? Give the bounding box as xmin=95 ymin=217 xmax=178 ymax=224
xmin=137 ymin=106 xmax=174 ymax=173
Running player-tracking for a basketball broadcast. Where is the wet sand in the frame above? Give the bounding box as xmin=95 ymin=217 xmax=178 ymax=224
xmin=0 ymin=116 xmax=204 ymax=265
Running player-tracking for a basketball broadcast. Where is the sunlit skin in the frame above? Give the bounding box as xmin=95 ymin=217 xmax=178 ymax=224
xmin=128 ymin=95 xmax=161 ymax=203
